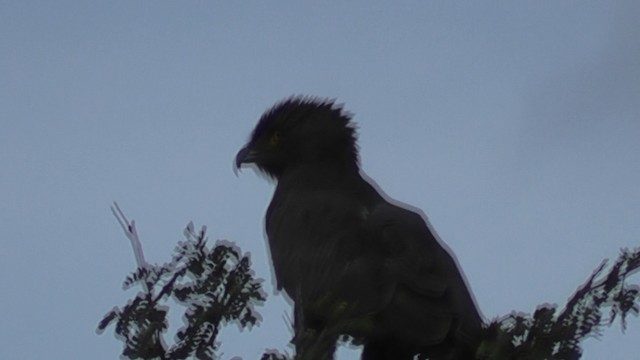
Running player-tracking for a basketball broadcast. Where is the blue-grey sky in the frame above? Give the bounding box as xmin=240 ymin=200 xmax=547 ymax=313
xmin=1 ymin=1 xmax=639 ymax=359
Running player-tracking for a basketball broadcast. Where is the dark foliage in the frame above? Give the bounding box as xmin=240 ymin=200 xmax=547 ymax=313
xmin=476 ymin=247 xmax=640 ymax=360
xmin=98 ymin=219 xmax=639 ymax=360
xmin=97 ymin=223 xmax=266 ymax=360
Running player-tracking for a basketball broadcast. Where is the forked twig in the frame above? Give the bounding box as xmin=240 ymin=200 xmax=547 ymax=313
xmin=111 ymin=201 xmax=149 ymax=278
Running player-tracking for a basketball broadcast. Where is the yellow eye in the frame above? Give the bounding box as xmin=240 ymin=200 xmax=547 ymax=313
xmin=269 ymin=131 xmax=281 ymax=146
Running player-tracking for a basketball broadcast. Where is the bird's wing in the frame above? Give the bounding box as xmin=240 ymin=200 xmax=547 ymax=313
xmin=366 ymin=202 xmax=453 ymax=299
xmin=363 ymin=200 xmax=481 ymax=346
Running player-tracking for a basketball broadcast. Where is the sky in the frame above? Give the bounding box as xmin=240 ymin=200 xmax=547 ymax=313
xmin=1 ymin=1 xmax=639 ymax=359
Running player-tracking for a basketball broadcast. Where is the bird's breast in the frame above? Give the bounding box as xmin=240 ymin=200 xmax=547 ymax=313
xmin=265 ymin=188 xmax=371 ymax=297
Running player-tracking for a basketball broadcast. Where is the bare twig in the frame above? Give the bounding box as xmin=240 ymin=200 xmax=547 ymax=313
xmin=111 ymin=201 xmax=149 ymax=272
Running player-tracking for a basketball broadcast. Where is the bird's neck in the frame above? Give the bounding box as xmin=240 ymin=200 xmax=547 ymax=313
xmin=277 ymin=161 xmax=360 ymax=188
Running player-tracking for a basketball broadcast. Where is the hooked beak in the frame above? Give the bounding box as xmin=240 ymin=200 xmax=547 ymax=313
xmin=234 ymin=144 xmax=258 ymax=174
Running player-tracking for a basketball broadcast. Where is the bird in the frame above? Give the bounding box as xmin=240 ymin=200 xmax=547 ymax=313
xmin=235 ymin=97 xmax=483 ymax=360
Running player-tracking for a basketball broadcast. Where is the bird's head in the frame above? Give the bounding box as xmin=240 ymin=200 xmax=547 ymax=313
xmin=235 ymin=96 xmax=359 ymax=179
